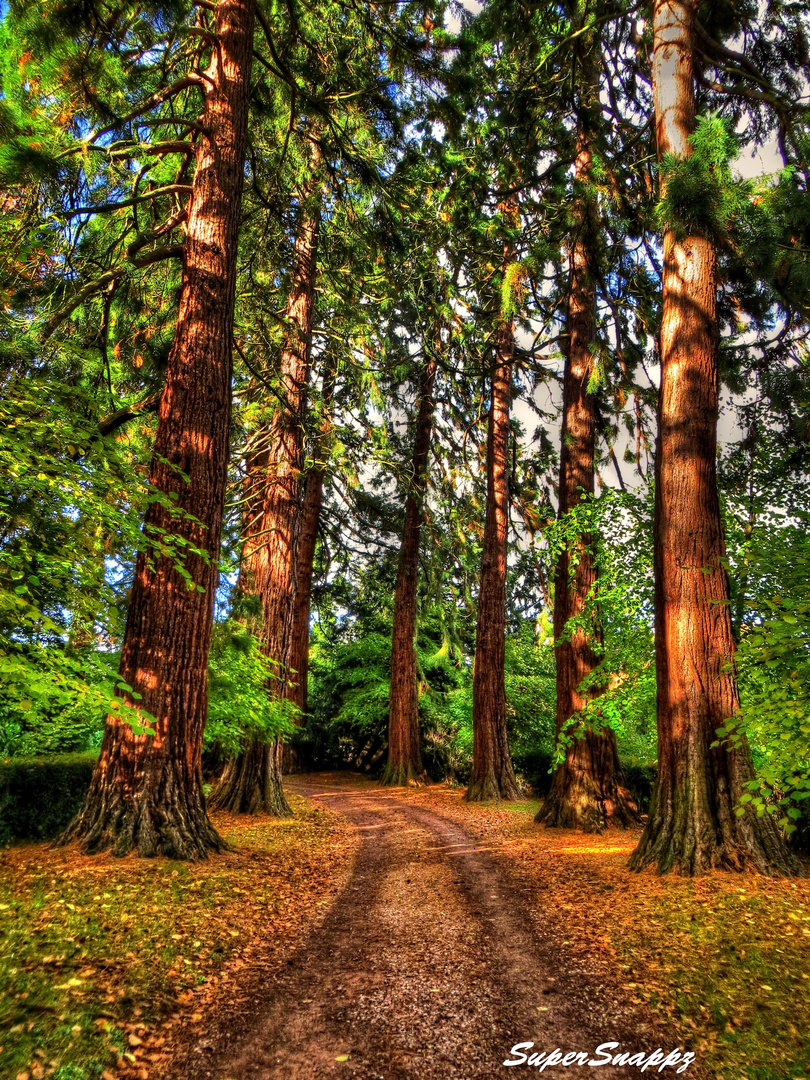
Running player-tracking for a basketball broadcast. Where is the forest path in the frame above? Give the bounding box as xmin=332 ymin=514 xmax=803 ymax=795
xmin=193 ymin=776 xmax=685 ymax=1080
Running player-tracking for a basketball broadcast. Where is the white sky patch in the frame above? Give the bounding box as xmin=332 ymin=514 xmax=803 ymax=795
xmin=735 ymin=135 xmax=783 ymax=180
xmin=446 ymin=0 xmax=484 ymax=34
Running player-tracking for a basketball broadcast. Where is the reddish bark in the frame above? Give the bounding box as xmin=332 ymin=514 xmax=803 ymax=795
xmin=629 ymin=0 xmax=797 ymax=875
xmin=211 ymin=166 xmax=321 ymax=815
xmin=537 ymin=35 xmax=638 ymax=832
xmin=467 ymin=208 xmax=522 ymax=803
xmin=382 ymin=353 xmax=438 ymax=786
xmin=283 ymin=355 xmax=336 ymax=772
xmin=62 ymin=0 xmax=256 ymax=858
xmin=285 ymin=468 xmax=323 ymax=714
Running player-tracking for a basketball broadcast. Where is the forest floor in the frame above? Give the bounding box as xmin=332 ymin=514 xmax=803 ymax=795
xmin=1 ymin=776 xmax=808 ymax=1080
xmin=0 ymin=792 xmax=358 ymax=1080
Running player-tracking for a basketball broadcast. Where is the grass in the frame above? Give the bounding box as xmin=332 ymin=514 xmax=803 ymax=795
xmin=0 ymin=793 xmax=356 ymax=1080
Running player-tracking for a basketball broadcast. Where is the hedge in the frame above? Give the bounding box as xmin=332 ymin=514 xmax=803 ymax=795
xmin=0 ymin=752 xmax=97 ymax=846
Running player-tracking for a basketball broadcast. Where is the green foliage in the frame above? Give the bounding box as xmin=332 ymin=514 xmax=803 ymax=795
xmin=656 ymin=114 xmax=748 ymax=241
xmin=504 ymin=618 xmax=556 ymax=793
xmin=205 ymin=622 xmax=299 ymax=756
xmin=417 ymin=633 xmax=473 ymax=782
xmin=500 ymin=260 xmax=528 ymax=317
xmin=420 ymin=681 xmax=475 ymax=783
xmin=0 ymin=375 xmax=185 ymax=745
xmin=0 ymin=751 xmax=96 ymax=844
xmin=0 ymin=648 xmax=115 ymax=757
xmin=714 ymin=518 xmax=810 ymax=833
xmin=541 ymin=486 xmax=658 ymax=766
xmin=305 ymin=630 xmax=392 ymax=771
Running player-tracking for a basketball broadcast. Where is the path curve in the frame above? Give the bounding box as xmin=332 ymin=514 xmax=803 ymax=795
xmin=187 ymin=778 xmax=698 ymax=1079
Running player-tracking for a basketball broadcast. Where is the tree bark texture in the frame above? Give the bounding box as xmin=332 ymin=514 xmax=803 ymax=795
xmin=537 ymin=28 xmax=638 ymax=832
xmin=382 ymin=353 xmax=438 ymax=786
xmin=467 ymin=212 xmax=522 ymax=803
xmin=62 ymin=0 xmax=256 ymax=858
xmin=629 ymin=0 xmax=797 ymax=875
xmin=210 ymin=168 xmax=321 ymax=815
xmin=283 ymin=353 xmax=336 ymax=772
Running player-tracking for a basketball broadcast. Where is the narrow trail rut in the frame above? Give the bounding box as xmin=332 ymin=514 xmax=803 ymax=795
xmin=188 ymin=779 xmax=696 ymax=1079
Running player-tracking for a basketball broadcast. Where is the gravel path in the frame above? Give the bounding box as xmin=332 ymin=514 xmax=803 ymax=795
xmin=189 ymin=778 xmax=700 ymax=1080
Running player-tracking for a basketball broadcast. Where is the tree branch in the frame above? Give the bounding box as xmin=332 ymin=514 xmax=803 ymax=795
xmin=44 ymin=243 xmax=184 ymax=338
xmin=63 ymin=183 xmax=193 ymax=218
xmin=71 ymin=389 xmax=163 ymax=461
xmin=89 ymin=76 xmax=206 ymax=142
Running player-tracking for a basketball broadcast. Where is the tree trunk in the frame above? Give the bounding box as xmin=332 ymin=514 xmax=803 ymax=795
xmin=283 ymin=354 xmax=335 ymax=773
xmin=211 ymin=165 xmax=321 ymax=815
xmin=382 ymin=352 xmax=438 ymax=786
xmin=629 ymin=0 xmax=797 ymax=875
xmin=61 ymin=0 xmax=256 ymax=858
xmin=537 ymin=25 xmax=639 ymax=832
xmin=466 ymin=210 xmax=522 ymax=803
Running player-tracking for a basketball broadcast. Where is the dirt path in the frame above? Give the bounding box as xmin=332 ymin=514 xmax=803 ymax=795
xmin=184 ymin=778 xmax=699 ymax=1079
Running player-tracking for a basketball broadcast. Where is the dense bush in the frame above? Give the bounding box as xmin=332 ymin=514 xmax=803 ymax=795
xmin=0 ymin=752 xmax=96 ymax=845
xmin=720 ymin=518 xmax=810 ymax=834
xmin=304 ymin=630 xmax=393 ymax=772
xmin=505 ymin=619 xmax=556 ymax=793
xmin=205 ymin=620 xmax=298 ymax=757
xmin=0 ymin=648 xmax=115 ymax=757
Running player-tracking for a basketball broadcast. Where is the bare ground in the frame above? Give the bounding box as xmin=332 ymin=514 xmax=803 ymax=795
xmin=175 ymin=775 xmax=703 ymax=1080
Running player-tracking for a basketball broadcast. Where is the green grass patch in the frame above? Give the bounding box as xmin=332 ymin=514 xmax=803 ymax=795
xmin=620 ymin=882 xmax=810 ymax=1079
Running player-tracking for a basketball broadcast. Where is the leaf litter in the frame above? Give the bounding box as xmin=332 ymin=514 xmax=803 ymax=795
xmin=0 ymin=793 xmax=357 ymax=1080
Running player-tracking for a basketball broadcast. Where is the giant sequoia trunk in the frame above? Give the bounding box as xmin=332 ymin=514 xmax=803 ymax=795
xmin=382 ymin=353 xmax=438 ymax=787
xmin=467 ymin=220 xmax=522 ymax=803
xmin=62 ymin=0 xmax=256 ymax=858
xmin=210 ymin=168 xmax=321 ymax=816
xmin=537 ymin=32 xmax=638 ymax=832
xmin=283 ymin=355 xmax=336 ymax=773
xmin=629 ymin=0 xmax=797 ymax=875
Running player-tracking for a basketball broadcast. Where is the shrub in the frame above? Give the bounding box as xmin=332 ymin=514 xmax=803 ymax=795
xmin=0 ymin=752 xmax=97 ymax=845
xmin=505 ymin=621 xmax=556 ymax=793
xmin=205 ymin=621 xmax=299 ymax=758
xmin=420 ymin=682 xmax=473 ymax=784
xmin=0 ymin=648 xmax=116 ymax=757
xmin=304 ymin=631 xmax=392 ymax=772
